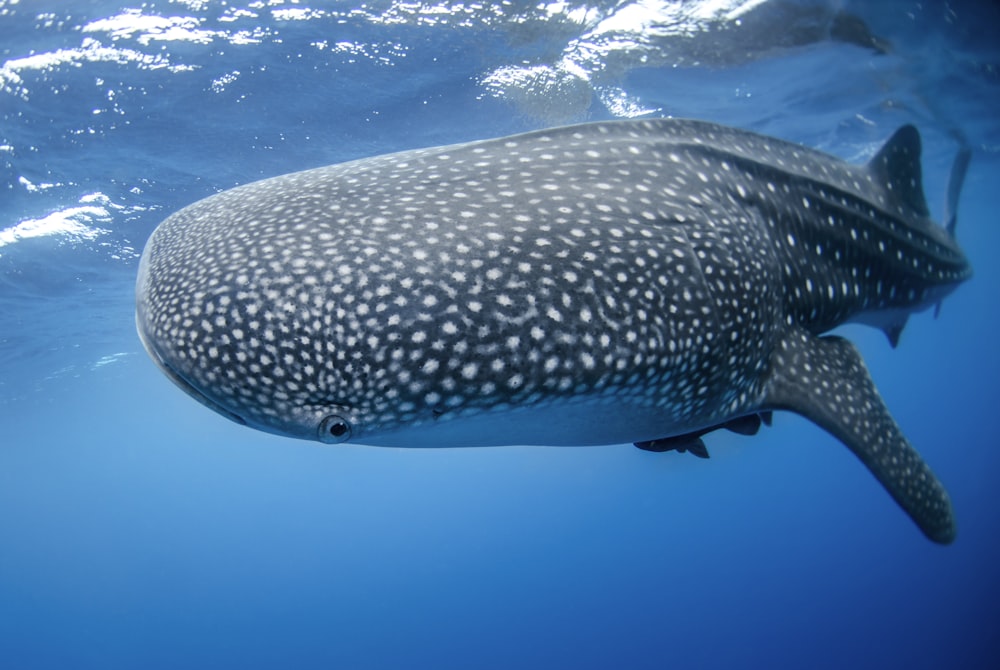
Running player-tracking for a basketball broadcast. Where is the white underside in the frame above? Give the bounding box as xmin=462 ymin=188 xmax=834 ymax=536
xmin=352 ymin=396 xmax=705 ymax=448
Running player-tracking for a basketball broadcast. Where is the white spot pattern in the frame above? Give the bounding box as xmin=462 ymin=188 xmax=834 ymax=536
xmin=137 ymin=118 xmax=970 ymax=455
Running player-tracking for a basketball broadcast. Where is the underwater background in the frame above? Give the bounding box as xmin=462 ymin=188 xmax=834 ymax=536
xmin=1 ymin=1 xmax=998 ymax=667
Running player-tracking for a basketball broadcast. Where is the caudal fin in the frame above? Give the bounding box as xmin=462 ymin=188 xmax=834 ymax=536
xmin=936 ymin=138 xmax=972 ymax=318
xmin=944 ymin=146 xmax=972 ymax=237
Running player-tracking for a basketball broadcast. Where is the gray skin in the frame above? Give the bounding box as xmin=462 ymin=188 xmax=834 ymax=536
xmin=136 ymin=119 xmax=971 ymax=543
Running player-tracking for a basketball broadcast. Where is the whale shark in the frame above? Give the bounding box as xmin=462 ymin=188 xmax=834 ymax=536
xmin=135 ymin=119 xmax=971 ymax=543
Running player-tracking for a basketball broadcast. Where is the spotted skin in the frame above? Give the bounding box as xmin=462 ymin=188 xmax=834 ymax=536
xmin=136 ymin=119 xmax=971 ymax=543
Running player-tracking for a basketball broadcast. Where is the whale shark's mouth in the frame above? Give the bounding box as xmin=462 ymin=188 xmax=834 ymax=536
xmin=135 ymin=314 xmax=247 ymax=426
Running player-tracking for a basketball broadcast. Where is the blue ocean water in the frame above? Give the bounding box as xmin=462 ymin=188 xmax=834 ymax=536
xmin=2 ymin=0 xmax=998 ymax=667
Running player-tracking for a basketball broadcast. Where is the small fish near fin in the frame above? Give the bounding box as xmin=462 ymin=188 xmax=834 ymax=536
xmin=763 ymin=327 xmax=956 ymax=544
xmin=868 ymin=125 xmax=930 ymax=219
xmin=634 ymin=413 xmax=773 ymax=458
xmin=723 ymin=413 xmax=767 ymax=436
xmin=635 ymin=435 xmax=710 ymax=458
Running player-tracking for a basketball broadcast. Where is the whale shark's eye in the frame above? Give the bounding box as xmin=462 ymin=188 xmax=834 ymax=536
xmin=318 ymin=415 xmax=352 ymax=444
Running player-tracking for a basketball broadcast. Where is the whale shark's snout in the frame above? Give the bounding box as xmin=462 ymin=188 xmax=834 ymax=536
xmin=134 ymin=227 xmax=360 ymax=442
xmin=136 ymin=119 xmax=971 ymax=543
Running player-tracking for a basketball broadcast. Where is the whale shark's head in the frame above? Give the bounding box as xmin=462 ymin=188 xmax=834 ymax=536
xmin=133 ymin=165 xmax=448 ymax=447
xmin=136 ymin=126 xmax=700 ymax=448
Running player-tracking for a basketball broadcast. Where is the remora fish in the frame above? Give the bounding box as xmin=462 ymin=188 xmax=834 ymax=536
xmin=135 ymin=119 xmax=971 ymax=543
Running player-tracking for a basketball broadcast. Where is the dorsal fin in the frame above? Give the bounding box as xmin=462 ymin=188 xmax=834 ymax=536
xmin=868 ymin=125 xmax=929 ymax=218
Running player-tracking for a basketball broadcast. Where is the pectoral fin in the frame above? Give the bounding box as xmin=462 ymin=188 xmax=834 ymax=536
xmin=763 ymin=327 xmax=955 ymax=544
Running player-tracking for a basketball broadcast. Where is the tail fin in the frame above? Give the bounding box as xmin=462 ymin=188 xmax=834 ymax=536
xmin=944 ymin=142 xmax=972 ymax=238
xmin=935 ymin=137 xmax=972 ymax=317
